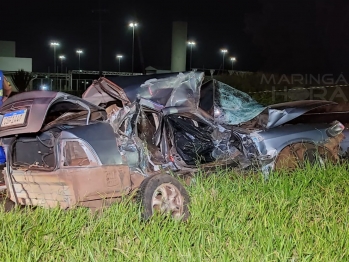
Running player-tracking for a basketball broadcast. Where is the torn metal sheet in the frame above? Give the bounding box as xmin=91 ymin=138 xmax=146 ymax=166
xmin=82 ymin=78 xmax=130 ymax=107
xmin=83 ymin=72 xmax=205 ymax=109
xmin=265 ymin=100 xmax=336 ymax=128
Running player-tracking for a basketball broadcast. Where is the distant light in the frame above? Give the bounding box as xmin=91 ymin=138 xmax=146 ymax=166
xmin=50 ymin=41 xmax=59 ymax=46
xmin=86 ymin=82 xmax=89 ymax=84
xmin=41 ymin=85 xmax=48 ymax=90
xmin=117 ymin=55 xmax=123 ymax=58
xmin=59 ymin=55 xmax=66 ymax=59
xmin=129 ymin=22 xmax=138 ymax=27
xmin=230 ymin=57 xmax=236 ymax=61
xmin=221 ymin=49 xmax=228 ymax=53
xmin=188 ymin=41 xmax=196 ymax=46
xmin=76 ymin=49 xmax=83 ymax=54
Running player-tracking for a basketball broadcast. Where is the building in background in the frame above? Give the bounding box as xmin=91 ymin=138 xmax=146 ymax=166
xmin=0 ymin=41 xmax=32 ymax=72
xmin=171 ymin=21 xmax=187 ymax=72
xmin=145 ymin=66 xmax=172 ymax=75
xmin=0 ymin=41 xmax=33 ymax=92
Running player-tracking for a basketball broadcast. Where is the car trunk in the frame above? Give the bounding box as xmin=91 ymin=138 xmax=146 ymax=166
xmin=0 ymin=91 xmax=106 ymax=137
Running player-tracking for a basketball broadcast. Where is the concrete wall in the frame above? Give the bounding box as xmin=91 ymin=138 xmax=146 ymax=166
xmin=0 ymin=57 xmax=32 ymax=72
xmin=0 ymin=41 xmax=16 ymax=57
xmin=171 ymin=21 xmax=187 ymax=72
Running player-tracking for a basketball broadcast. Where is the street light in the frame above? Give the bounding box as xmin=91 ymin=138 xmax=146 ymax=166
xmin=59 ymin=55 xmax=66 ymax=73
xmin=50 ymin=41 xmax=59 ymax=73
xmin=76 ymin=50 xmax=83 ymax=86
xmin=129 ymin=22 xmax=138 ymax=75
xmin=50 ymin=41 xmax=59 ymax=88
xmin=116 ymin=55 xmax=123 ymax=72
xmin=221 ymin=49 xmax=228 ymax=70
xmin=187 ymin=41 xmax=196 ymax=70
xmin=76 ymin=49 xmax=83 ymax=71
xmin=230 ymin=57 xmax=236 ymax=70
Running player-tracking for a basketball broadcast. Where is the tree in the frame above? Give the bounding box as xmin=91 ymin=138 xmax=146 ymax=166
xmin=11 ymin=69 xmax=35 ymax=93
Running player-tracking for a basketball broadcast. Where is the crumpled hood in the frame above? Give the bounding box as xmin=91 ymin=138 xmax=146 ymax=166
xmin=265 ymin=100 xmax=337 ymax=128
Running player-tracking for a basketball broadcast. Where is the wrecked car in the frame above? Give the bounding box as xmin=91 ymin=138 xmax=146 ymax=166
xmin=82 ymin=72 xmax=347 ymax=176
xmin=0 ymin=91 xmax=190 ymax=220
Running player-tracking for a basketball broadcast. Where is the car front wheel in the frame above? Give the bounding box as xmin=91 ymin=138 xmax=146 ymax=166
xmin=137 ymin=174 xmax=190 ymax=221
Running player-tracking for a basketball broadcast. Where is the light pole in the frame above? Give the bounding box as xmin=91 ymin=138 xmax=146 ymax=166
xmin=221 ymin=49 xmax=228 ymax=70
xmin=76 ymin=50 xmax=83 ymax=88
xmin=187 ymin=41 xmax=195 ymax=70
xmin=117 ymin=55 xmax=123 ymax=72
xmin=76 ymin=50 xmax=83 ymax=71
xmin=129 ymin=22 xmax=138 ymax=75
xmin=50 ymin=41 xmax=59 ymax=87
xmin=59 ymin=55 xmax=65 ymax=73
xmin=230 ymin=57 xmax=236 ymax=70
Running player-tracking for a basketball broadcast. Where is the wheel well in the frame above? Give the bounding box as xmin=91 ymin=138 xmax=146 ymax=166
xmin=274 ymin=142 xmax=336 ymax=170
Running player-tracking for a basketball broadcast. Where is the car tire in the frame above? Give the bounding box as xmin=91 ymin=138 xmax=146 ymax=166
xmin=275 ymin=143 xmax=334 ymax=170
xmin=137 ymin=174 xmax=190 ymax=221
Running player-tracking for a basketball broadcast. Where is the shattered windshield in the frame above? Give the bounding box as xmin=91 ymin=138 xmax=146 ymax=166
xmin=213 ymin=81 xmax=266 ymax=125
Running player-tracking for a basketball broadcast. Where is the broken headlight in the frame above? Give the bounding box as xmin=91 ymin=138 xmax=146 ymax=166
xmin=326 ymin=121 xmax=345 ymax=137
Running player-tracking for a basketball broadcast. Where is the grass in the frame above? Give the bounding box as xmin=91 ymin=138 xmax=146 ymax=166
xmin=1 ymin=164 xmax=349 ymax=261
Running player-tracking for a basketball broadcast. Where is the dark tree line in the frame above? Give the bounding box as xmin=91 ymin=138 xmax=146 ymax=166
xmin=11 ymin=70 xmax=34 ymax=93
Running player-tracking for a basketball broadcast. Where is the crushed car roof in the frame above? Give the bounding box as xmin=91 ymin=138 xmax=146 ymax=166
xmin=83 ymin=72 xmax=339 ymax=129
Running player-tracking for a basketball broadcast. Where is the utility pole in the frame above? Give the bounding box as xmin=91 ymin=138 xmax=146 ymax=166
xmin=129 ymin=22 xmax=138 ymax=75
xmin=50 ymin=41 xmax=59 ymax=88
xmin=187 ymin=41 xmax=196 ymax=70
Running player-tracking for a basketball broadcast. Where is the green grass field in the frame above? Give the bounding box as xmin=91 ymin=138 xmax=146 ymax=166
xmin=1 ymin=165 xmax=349 ymax=261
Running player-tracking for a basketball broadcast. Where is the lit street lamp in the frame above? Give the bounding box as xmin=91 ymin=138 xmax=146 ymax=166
xmin=221 ymin=49 xmax=228 ymax=70
xmin=187 ymin=41 xmax=196 ymax=70
xmin=50 ymin=41 xmax=59 ymax=88
xmin=76 ymin=49 xmax=83 ymax=71
xmin=116 ymin=55 xmax=123 ymax=72
xmin=230 ymin=57 xmax=236 ymax=70
xmin=50 ymin=41 xmax=59 ymax=73
xmin=129 ymin=22 xmax=138 ymax=75
xmin=76 ymin=50 xmax=83 ymax=85
xmin=59 ymin=55 xmax=66 ymax=73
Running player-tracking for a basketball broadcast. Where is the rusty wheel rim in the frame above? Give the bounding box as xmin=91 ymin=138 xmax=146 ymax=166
xmin=151 ymin=183 xmax=184 ymax=219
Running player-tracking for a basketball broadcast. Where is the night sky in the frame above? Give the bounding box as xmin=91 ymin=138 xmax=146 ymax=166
xmin=1 ymin=0 xmax=348 ymax=75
